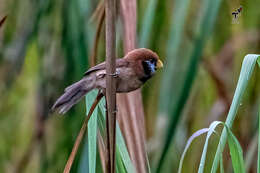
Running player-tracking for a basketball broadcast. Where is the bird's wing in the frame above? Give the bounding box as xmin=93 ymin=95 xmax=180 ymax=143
xmin=84 ymin=58 xmax=128 ymax=76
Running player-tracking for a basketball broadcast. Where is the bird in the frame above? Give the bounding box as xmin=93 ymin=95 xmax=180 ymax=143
xmin=232 ymin=5 xmax=243 ymax=19
xmin=52 ymin=48 xmax=163 ymax=114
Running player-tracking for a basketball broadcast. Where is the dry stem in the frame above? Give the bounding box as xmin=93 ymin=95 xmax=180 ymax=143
xmin=63 ymin=92 xmax=104 ymax=173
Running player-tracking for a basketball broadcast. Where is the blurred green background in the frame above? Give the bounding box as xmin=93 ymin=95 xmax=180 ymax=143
xmin=0 ymin=0 xmax=260 ymax=172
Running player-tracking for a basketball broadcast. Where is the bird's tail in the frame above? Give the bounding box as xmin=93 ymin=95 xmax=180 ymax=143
xmin=52 ymin=78 xmax=92 ymax=114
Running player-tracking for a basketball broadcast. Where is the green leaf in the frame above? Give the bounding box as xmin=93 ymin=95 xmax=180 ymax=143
xmin=198 ymin=121 xmax=222 ymax=173
xmin=211 ymin=54 xmax=260 ymax=173
xmin=78 ymin=90 xmax=99 ymax=173
xmin=97 ymin=99 xmax=135 ymax=173
xmin=178 ymin=128 xmax=209 ymax=173
xmin=87 ymin=90 xmax=99 ymax=173
xmin=226 ymin=126 xmax=245 ymax=173
xmin=139 ymin=0 xmax=158 ymax=47
xmin=115 ymin=124 xmax=135 ymax=172
xmin=116 ymin=149 xmax=127 ymax=173
xmin=220 ymin=154 xmax=224 ymax=173
xmin=181 ymin=120 xmax=245 ymax=173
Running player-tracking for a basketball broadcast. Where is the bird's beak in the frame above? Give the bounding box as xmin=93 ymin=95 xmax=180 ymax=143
xmin=156 ymin=59 xmax=164 ymax=69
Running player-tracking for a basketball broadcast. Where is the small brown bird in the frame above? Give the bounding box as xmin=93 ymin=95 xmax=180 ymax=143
xmin=52 ymin=48 xmax=163 ymax=114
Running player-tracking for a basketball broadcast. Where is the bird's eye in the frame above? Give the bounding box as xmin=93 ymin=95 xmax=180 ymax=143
xmin=150 ymin=59 xmax=156 ymax=63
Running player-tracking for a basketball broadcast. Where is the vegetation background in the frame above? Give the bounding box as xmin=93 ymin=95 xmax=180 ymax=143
xmin=0 ymin=0 xmax=260 ymax=172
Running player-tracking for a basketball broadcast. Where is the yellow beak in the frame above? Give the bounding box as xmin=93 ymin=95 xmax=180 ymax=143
xmin=156 ymin=59 xmax=164 ymax=69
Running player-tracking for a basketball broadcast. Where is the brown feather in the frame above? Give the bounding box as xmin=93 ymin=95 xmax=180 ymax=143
xmin=84 ymin=58 xmax=128 ymax=76
xmin=52 ymin=48 xmax=162 ymax=114
xmin=124 ymin=48 xmax=159 ymax=61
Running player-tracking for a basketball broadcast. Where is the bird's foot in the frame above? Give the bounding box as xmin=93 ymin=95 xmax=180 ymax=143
xmin=107 ymin=69 xmax=119 ymax=78
xmin=103 ymin=104 xmax=118 ymax=114
xmin=112 ymin=107 xmax=118 ymax=114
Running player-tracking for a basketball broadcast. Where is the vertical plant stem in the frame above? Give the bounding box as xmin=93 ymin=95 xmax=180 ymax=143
xmin=119 ymin=0 xmax=147 ymax=172
xmin=98 ymin=131 xmax=108 ymax=173
xmin=90 ymin=8 xmax=105 ymax=67
xmin=105 ymin=0 xmax=117 ymax=172
xmin=105 ymin=100 xmax=111 ymax=172
xmin=63 ymin=93 xmax=103 ymax=173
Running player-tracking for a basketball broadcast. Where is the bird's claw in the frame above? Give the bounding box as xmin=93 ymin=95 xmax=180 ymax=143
xmin=108 ymin=70 xmax=119 ymax=78
xmin=112 ymin=108 xmax=118 ymax=114
xmin=103 ymin=104 xmax=118 ymax=114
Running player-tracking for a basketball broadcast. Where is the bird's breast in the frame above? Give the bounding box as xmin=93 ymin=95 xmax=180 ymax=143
xmin=116 ymin=67 xmax=143 ymax=93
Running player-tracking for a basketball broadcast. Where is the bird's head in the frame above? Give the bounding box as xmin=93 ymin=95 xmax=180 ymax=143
xmin=125 ymin=48 xmax=163 ymax=82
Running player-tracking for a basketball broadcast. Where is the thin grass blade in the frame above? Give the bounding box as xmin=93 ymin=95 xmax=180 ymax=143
xmin=87 ymin=90 xmax=99 ymax=173
xmin=226 ymin=126 xmax=245 ymax=173
xmin=97 ymin=98 xmax=135 ymax=173
xmin=220 ymin=154 xmax=224 ymax=173
xmin=139 ymin=0 xmax=158 ymax=47
xmin=211 ymin=54 xmax=260 ymax=173
xmin=198 ymin=121 xmax=222 ymax=173
xmin=64 ymin=92 xmax=103 ymax=173
xmin=178 ymin=128 xmax=209 ymax=173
